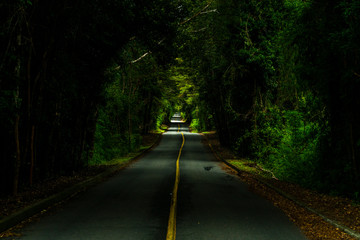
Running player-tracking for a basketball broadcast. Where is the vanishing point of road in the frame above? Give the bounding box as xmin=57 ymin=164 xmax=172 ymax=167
xmin=9 ymin=114 xmax=307 ymax=240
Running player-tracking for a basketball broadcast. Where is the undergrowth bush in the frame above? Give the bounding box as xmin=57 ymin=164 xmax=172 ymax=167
xmin=236 ymin=104 xmax=325 ymax=188
xmin=190 ymin=118 xmax=201 ymax=132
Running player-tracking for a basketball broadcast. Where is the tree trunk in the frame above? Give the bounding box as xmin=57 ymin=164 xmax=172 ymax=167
xmin=13 ymin=115 xmax=21 ymax=196
xmin=29 ymin=125 xmax=35 ymax=186
xmin=128 ymin=104 xmax=132 ymax=151
xmin=13 ymin=30 xmax=22 ymax=196
xmin=350 ymin=123 xmax=359 ymax=181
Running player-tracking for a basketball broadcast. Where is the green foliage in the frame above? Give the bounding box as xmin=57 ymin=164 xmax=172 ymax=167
xmin=189 ymin=118 xmax=200 ymax=132
xmin=91 ymin=110 xmax=128 ymax=164
xmin=168 ymin=59 xmax=198 ymax=115
xmin=165 ymin=57 xmax=213 ymax=131
xmin=2 ymin=0 xmax=360 ymax=199
xmin=90 ymin=40 xmax=178 ymax=165
xmin=234 ymin=99 xmax=326 ymax=188
xmin=0 ymin=0 xmax=186 ymax=194
xmin=19 ymin=0 xmax=32 ymax=6
xmin=177 ymin=0 xmax=360 ymax=198
xmin=269 ymin=111 xmax=322 ymax=186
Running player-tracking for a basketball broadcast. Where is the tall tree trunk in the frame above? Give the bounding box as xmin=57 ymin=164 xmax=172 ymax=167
xmin=29 ymin=125 xmax=35 ymax=186
xmin=350 ymin=123 xmax=359 ymax=181
xmin=128 ymin=104 xmax=132 ymax=151
xmin=142 ymin=94 xmax=153 ymax=135
xmin=14 ymin=115 xmax=21 ymax=196
xmin=13 ymin=30 xmax=22 ymax=196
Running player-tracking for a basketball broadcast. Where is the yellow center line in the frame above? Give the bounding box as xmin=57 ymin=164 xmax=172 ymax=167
xmin=166 ymin=132 xmax=185 ymax=240
xmin=177 ymin=124 xmax=180 ymax=132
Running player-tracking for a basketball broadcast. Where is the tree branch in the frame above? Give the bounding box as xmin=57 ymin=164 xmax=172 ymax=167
xmin=179 ymin=0 xmax=215 ymax=25
xmin=200 ymin=9 xmax=218 ymax=15
xmin=113 ymin=1 xmax=216 ymax=69
xmin=190 ymin=27 xmax=208 ymax=33
xmin=130 ymin=51 xmax=151 ymax=64
xmin=256 ymin=165 xmax=279 ymax=180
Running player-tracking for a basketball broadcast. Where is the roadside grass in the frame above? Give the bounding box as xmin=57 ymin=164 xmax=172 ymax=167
xmin=152 ymin=124 xmax=169 ymax=134
xmin=201 ymin=131 xmax=213 ymax=134
xmin=227 ymin=159 xmax=276 ymax=180
xmin=204 ymin=131 xmax=360 ymax=240
xmin=91 ymin=132 xmax=162 ymax=167
xmin=227 ymin=159 xmax=261 ymax=175
xmin=201 ymin=131 xmax=276 ymax=180
xmin=101 ymin=143 xmax=157 ymax=166
xmin=189 ymin=128 xmax=198 ymax=133
xmin=98 ymin=153 xmax=139 ymax=166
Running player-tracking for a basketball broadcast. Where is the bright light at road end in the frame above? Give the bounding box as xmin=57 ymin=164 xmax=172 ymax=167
xmin=164 ymin=130 xmax=194 ymax=136
xmin=171 ymin=119 xmax=184 ymax=123
xmin=170 ymin=112 xmax=184 ymax=123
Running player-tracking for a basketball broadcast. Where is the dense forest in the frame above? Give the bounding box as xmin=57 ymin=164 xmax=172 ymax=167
xmin=1 ymin=0 xmax=359 ymax=200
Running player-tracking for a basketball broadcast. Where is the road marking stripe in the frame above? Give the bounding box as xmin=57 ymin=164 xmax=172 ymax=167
xmin=166 ymin=132 xmax=185 ymax=240
xmin=177 ymin=124 xmax=180 ymax=132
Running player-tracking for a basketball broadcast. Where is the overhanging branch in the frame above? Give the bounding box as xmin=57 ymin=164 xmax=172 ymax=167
xmin=200 ymin=9 xmax=218 ymax=15
xmin=113 ymin=1 xmax=217 ymax=69
xmin=179 ymin=0 xmax=215 ymax=25
xmin=130 ymin=51 xmax=151 ymax=64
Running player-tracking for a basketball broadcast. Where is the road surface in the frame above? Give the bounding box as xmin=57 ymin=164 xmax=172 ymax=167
xmin=9 ymin=115 xmax=307 ymax=239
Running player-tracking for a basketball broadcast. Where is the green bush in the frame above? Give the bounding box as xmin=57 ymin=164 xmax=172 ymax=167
xmin=235 ymin=104 xmax=325 ymax=188
xmin=190 ymin=118 xmax=200 ymax=132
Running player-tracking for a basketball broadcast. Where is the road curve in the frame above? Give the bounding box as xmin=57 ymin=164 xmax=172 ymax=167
xmin=8 ymin=117 xmax=307 ymax=240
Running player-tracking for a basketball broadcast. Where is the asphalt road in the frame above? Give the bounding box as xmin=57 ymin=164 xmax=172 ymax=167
xmin=10 ymin=116 xmax=307 ymax=240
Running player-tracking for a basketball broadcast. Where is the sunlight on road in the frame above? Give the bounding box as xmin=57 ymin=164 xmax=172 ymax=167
xmin=165 ymin=112 xmax=189 ymax=135
xmin=170 ymin=112 xmax=184 ymax=124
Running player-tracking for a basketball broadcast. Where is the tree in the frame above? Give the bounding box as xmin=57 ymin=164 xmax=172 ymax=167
xmin=0 ymin=0 xmax=185 ymax=195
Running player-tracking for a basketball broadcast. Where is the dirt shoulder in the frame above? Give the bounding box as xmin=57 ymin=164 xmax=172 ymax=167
xmin=203 ymin=131 xmax=360 ymax=240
